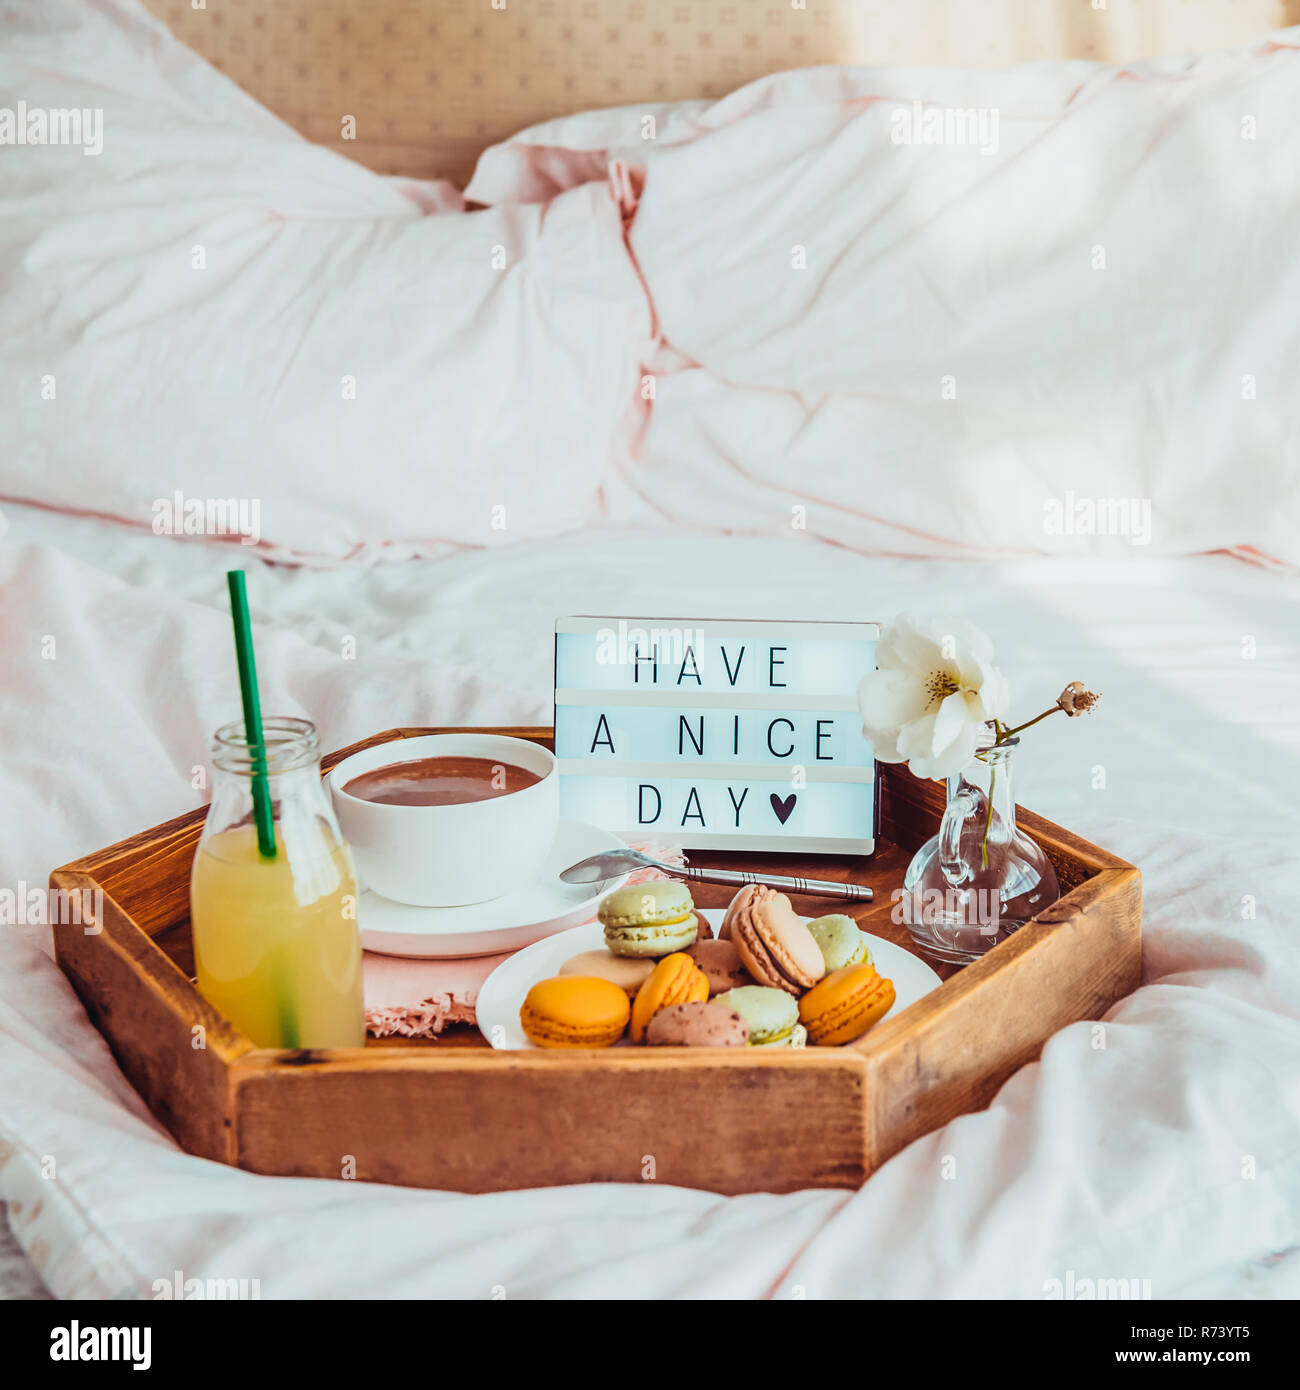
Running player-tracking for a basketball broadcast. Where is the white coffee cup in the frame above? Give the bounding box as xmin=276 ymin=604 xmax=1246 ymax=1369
xmin=328 ymin=733 xmax=559 ymax=907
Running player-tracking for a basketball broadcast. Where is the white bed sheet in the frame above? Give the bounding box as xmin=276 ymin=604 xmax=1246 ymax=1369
xmin=6 ymin=499 xmax=1297 ymax=843
xmin=1 ymin=504 xmax=1298 ymax=1299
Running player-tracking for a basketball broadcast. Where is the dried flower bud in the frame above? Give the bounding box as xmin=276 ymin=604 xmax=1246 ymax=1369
xmin=1057 ymin=681 xmax=1099 ymax=716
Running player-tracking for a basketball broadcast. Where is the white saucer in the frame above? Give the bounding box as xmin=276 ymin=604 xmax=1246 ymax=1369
xmin=358 ymin=819 xmax=630 ymax=959
xmin=476 ymin=908 xmax=943 ymax=1048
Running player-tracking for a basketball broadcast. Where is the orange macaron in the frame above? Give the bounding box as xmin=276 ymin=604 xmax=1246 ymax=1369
xmin=798 ymin=964 xmax=896 ymax=1046
xmin=520 ymin=976 xmax=631 ymax=1048
xmin=630 ymin=952 xmax=710 ymax=1043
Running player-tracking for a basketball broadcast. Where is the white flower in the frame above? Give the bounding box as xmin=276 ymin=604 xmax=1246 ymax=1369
xmin=857 ymin=613 xmax=1010 ymax=780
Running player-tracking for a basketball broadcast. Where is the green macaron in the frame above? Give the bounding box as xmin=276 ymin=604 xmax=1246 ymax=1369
xmin=598 ymin=879 xmax=698 ymax=958
xmin=806 ymin=915 xmax=871 ymax=973
xmin=713 ymin=985 xmax=806 ymax=1048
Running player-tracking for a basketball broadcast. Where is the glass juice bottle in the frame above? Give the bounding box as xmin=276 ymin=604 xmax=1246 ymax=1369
xmin=191 ymin=717 xmax=364 ymax=1048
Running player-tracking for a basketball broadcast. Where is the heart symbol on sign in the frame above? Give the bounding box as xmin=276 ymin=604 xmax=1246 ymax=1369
xmin=770 ymin=793 xmax=797 ymax=825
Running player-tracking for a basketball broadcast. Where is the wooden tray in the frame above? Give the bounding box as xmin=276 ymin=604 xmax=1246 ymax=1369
xmin=50 ymin=726 xmax=1141 ymax=1195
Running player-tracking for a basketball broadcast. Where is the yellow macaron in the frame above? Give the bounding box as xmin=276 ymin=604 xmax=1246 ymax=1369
xmin=798 ymin=964 xmax=896 ymax=1046
xmin=630 ymin=952 xmax=710 ymax=1043
xmin=520 ymin=976 xmax=630 ymax=1048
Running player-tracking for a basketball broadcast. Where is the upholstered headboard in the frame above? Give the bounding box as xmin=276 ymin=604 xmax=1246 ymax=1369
xmin=142 ymin=0 xmax=1293 ymax=186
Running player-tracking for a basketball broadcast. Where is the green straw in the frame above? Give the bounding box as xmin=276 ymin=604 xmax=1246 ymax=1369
xmin=226 ymin=570 xmax=276 ymax=860
xmin=226 ymin=571 xmax=300 ymax=1048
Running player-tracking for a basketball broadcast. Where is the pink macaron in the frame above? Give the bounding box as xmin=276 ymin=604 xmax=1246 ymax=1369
xmin=721 ymin=884 xmax=825 ymax=996
xmin=684 ymin=938 xmax=750 ymax=995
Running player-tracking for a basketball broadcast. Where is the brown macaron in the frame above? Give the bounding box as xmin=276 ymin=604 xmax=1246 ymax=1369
xmin=723 ymin=884 xmax=825 ymax=996
xmin=645 ymin=1000 xmax=749 ymax=1047
xmin=691 ymin=908 xmax=715 ymax=942
xmin=684 ymin=938 xmax=750 ymax=995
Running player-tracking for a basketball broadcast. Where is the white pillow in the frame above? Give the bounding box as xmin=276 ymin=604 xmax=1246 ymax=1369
xmin=616 ymin=39 xmax=1300 ymax=564
xmin=464 ymin=100 xmax=713 ymax=205
xmin=0 ymin=0 xmax=651 ymax=562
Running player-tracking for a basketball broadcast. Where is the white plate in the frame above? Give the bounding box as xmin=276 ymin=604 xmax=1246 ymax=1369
xmin=358 ymin=819 xmax=630 ymax=958
xmin=476 ymin=908 xmax=943 ymax=1047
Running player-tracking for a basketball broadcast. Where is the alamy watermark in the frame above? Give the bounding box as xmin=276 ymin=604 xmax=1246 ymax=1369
xmin=1043 ymin=1270 xmax=1152 ymax=1300
xmin=893 ymin=887 xmax=1005 ymax=934
xmin=152 ymin=1270 xmax=262 ymax=1300
xmin=1 ymin=102 xmax=103 ymax=156
xmin=1 ymin=884 xmax=101 ymax=933
xmin=49 ymin=1323 xmax=150 ymax=1369
xmin=1044 ymin=491 xmax=1152 ymax=545
xmin=890 ymin=101 xmax=999 ymax=156
xmin=593 ymin=620 xmax=707 ymax=672
xmin=152 ymin=491 xmax=261 ymax=545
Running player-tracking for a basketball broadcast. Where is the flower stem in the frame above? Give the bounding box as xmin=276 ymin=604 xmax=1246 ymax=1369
xmin=981 ymin=765 xmax=995 ymax=870
xmin=997 ymin=706 xmax=1062 ymax=740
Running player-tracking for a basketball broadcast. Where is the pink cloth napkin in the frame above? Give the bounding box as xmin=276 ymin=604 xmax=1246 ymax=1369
xmin=363 ymin=842 xmax=687 ymax=1038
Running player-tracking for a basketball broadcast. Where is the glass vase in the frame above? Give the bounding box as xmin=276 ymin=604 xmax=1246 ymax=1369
xmin=900 ymin=730 xmax=1059 ymax=965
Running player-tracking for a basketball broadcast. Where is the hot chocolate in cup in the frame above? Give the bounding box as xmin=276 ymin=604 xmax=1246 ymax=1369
xmin=328 ymin=733 xmax=559 ymax=907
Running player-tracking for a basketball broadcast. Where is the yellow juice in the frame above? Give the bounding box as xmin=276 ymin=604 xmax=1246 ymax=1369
xmin=191 ymin=824 xmax=364 ymax=1049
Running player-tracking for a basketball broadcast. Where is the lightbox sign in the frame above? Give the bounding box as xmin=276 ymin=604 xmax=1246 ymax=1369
xmin=554 ymin=617 xmax=878 ymax=853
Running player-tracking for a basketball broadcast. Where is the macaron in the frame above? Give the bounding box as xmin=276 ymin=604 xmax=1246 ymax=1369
xmin=690 ymin=909 xmax=715 ymax=942
xmin=520 ymin=976 xmax=630 ymax=1048
xmin=798 ymin=964 xmax=896 ymax=1046
xmin=558 ymin=949 xmax=655 ymax=997
xmin=713 ymin=985 xmax=806 ymax=1048
xmin=721 ymin=884 xmax=825 ymax=996
xmin=683 ymin=938 xmax=750 ymax=995
xmin=645 ymin=1000 xmax=749 ymax=1048
xmin=630 ymin=952 xmax=710 ymax=1042
xmin=599 ymin=880 xmax=699 ymax=958
xmin=806 ymin=914 xmax=871 ymax=973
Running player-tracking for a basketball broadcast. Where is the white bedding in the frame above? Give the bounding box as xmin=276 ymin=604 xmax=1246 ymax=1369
xmin=5 ymin=2 xmax=1300 ymax=569
xmin=3 ymin=0 xmax=1299 ymax=1303
xmin=1 ymin=502 xmax=1298 ymax=1299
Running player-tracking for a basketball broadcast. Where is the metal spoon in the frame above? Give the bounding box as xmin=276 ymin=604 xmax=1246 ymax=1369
xmin=559 ymin=848 xmax=873 ymax=902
